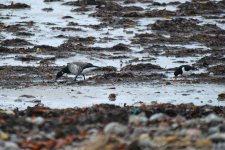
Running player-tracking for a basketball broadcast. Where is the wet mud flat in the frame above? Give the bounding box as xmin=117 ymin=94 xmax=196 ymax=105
xmin=0 ymin=103 xmax=225 ymax=149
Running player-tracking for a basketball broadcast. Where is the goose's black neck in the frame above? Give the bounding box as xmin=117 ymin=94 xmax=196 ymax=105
xmin=62 ymin=66 xmax=70 ymax=74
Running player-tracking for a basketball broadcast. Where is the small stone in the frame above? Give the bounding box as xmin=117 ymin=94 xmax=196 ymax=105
xmin=201 ymin=113 xmax=223 ymax=124
xmin=108 ymin=93 xmax=117 ymax=101
xmin=77 ymin=91 xmax=82 ymax=94
xmin=138 ymin=134 xmax=159 ymax=149
xmin=218 ymin=92 xmax=225 ymax=101
xmin=149 ymin=113 xmax=169 ymax=122
xmin=0 ymin=131 xmax=10 ymax=141
xmin=129 ymin=112 xmax=148 ymax=125
xmin=209 ymin=72 xmax=214 ymax=76
xmin=4 ymin=141 xmax=19 ymax=149
xmin=19 ymin=95 xmax=36 ymax=98
xmin=26 ymin=116 xmax=45 ymax=125
xmin=208 ymin=99 xmax=213 ymax=103
xmin=208 ymin=133 xmax=225 ymax=143
xmin=0 ymin=110 xmax=15 ymax=115
xmin=208 ymin=125 xmax=221 ymax=135
xmin=151 ymin=101 xmax=157 ymax=105
xmin=104 ymin=122 xmax=127 ymax=136
xmin=154 ymin=135 xmax=178 ymax=144
xmin=186 ymin=128 xmax=201 ymax=138
xmin=166 ymin=81 xmax=171 ymax=85
xmin=195 ymin=139 xmax=212 ymax=148
xmin=14 ymin=99 xmax=22 ymax=102
xmin=131 ymin=127 xmax=150 ymax=138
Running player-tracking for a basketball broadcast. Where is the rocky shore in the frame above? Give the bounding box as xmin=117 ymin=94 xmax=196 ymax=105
xmin=0 ymin=103 xmax=225 ymax=149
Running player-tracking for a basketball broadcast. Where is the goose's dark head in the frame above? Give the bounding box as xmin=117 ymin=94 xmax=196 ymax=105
xmin=55 ymin=66 xmax=70 ymax=80
xmin=174 ymin=69 xmax=180 ymax=77
xmin=174 ymin=68 xmax=182 ymax=80
xmin=56 ymin=71 xmax=64 ymax=80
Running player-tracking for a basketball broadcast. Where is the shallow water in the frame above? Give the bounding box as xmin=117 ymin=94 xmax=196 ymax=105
xmin=0 ymin=82 xmax=224 ymax=110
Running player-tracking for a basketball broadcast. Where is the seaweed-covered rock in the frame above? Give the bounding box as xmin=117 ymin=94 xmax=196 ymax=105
xmin=0 ymin=3 xmax=30 ymax=9
xmin=104 ymin=122 xmax=128 ymax=136
xmin=152 ymin=18 xmax=224 ymax=34
xmin=178 ymin=1 xmax=223 ymax=15
xmin=122 ymin=63 xmax=162 ymax=71
xmin=111 ymin=43 xmax=130 ymax=51
xmin=1 ymin=38 xmax=33 ymax=46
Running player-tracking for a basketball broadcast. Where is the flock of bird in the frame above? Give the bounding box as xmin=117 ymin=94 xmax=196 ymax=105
xmin=55 ymin=62 xmax=197 ymax=81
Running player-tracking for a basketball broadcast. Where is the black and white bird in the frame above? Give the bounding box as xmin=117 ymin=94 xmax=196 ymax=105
xmin=55 ymin=62 xmax=99 ymax=81
xmin=174 ymin=65 xmax=197 ymax=80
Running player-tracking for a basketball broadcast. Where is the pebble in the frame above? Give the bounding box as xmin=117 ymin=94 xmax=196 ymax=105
xmin=218 ymin=92 xmax=225 ymax=101
xmin=104 ymin=122 xmax=128 ymax=136
xmin=130 ymin=127 xmax=151 ymax=138
xmin=151 ymin=101 xmax=157 ymax=105
xmin=208 ymin=99 xmax=213 ymax=103
xmin=108 ymin=93 xmax=117 ymax=101
xmin=0 ymin=110 xmax=15 ymax=115
xmin=87 ymin=128 xmax=99 ymax=141
xmin=186 ymin=128 xmax=202 ymax=138
xmin=138 ymin=134 xmax=159 ymax=149
xmin=208 ymin=133 xmax=225 ymax=142
xmin=208 ymin=125 xmax=221 ymax=135
xmin=19 ymin=95 xmax=36 ymax=98
xmin=149 ymin=113 xmax=169 ymax=122
xmin=26 ymin=116 xmax=45 ymax=125
xmin=195 ymin=139 xmax=212 ymax=148
xmin=129 ymin=112 xmax=148 ymax=125
xmin=4 ymin=141 xmax=18 ymax=149
xmin=0 ymin=131 xmax=10 ymax=141
xmin=201 ymin=113 xmax=223 ymax=124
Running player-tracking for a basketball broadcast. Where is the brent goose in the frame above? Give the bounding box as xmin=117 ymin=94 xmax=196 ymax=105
xmin=174 ymin=65 xmax=197 ymax=80
xmin=56 ymin=62 xmax=99 ymax=81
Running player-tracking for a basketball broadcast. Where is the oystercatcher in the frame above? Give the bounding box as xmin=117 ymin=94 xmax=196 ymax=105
xmin=56 ymin=62 xmax=99 ymax=81
xmin=174 ymin=65 xmax=197 ymax=80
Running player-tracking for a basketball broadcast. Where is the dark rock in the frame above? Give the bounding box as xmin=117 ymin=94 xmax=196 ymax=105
xmin=218 ymin=92 xmax=225 ymax=101
xmin=1 ymin=38 xmax=33 ymax=46
xmin=62 ymin=16 xmax=73 ymax=19
xmin=152 ymin=2 xmax=166 ymax=6
xmin=0 ymin=47 xmax=10 ymax=53
xmin=15 ymin=32 xmax=34 ymax=36
xmin=102 ymin=2 xmax=123 ymax=11
xmin=44 ymin=0 xmax=62 ymax=2
xmin=123 ymin=6 xmax=144 ymax=11
xmin=62 ymin=1 xmax=80 ymax=6
xmin=67 ymin=22 xmax=78 ymax=26
xmin=108 ymin=93 xmax=117 ymax=101
xmin=0 ymin=3 xmax=30 ymax=9
xmin=97 ymin=66 xmax=117 ymax=72
xmin=111 ymin=43 xmax=130 ymax=51
xmin=42 ymin=8 xmax=54 ymax=12
xmin=122 ymin=63 xmax=162 ymax=71
xmin=33 ymin=45 xmax=58 ymax=51
xmin=145 ymin=9 xmax=176 ymax=17
xmin=208 ymin=65 xmax=225 ymax=75
xmin=178 ymin=1 xmax=224 ymax=15
xmin=123 ymin=12 xmax=143 ymax=17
